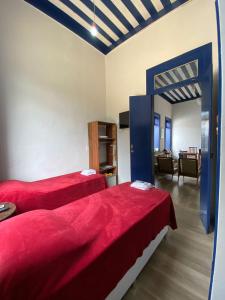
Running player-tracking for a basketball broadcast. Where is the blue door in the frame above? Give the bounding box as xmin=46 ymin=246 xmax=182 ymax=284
xmin=199 ymin=47 xmax=213 ymax=233
xmin=130 ymin=95 xmax=154 ymax=183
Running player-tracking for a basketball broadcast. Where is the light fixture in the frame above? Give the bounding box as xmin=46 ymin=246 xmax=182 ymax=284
xmin=90 ymin=22 xmax=97 ymax=36
xmin=90 ymin=0 xmax=98 ymax=37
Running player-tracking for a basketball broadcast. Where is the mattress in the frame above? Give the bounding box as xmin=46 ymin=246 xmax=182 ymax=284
xmin=0 ymin=182 xmax=177 ymax=300
xmin=0 ymin=172 xmax=107 ymax=214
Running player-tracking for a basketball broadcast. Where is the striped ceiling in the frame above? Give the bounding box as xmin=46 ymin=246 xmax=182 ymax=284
xmin=154 ymin=60 xmax=202 ymax=104
xmin=25 ymin=0 xmax=190 ymax=54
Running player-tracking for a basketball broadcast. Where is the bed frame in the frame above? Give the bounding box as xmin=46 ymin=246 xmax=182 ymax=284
xmin=106 ymin=226 xmax=168 ymax=300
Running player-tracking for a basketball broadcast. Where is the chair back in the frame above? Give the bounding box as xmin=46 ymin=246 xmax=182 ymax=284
xmin=179 ymin=151 xmax=188 ymax=159
xmin=157 ymin=156 xmax=174 ymax=174
xmin=179 ymin=158 xmax=198 ymax=178
xmin=189 ymin=147 xmax=198 ymax=154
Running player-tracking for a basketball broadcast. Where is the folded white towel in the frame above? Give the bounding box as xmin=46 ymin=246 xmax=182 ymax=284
xmin=81 ymin=169 xmax=96 ymax=176
xmin=130 ymin=180 xmax=153 ymax=190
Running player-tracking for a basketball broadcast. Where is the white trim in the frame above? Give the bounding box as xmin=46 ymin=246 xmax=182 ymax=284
xmin=106 ymin=226 xmax=168 ymax=300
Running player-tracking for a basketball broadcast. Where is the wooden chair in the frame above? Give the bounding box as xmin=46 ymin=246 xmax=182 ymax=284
xmin=189 ymin=147 xmax=198 ymax=154
xmin=179 ymin=151 xmax=198 ymax=159
xmin=178 ymin=158 xmax=200 ymax=184
xmin=157 ymin=156 xmax=178 ymax=180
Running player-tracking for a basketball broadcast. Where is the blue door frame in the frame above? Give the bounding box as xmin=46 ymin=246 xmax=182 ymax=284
xmin=208 ymin=1 xmax=222 ymax=299
xmin=146 ymin=43 xmax=215 ymax=234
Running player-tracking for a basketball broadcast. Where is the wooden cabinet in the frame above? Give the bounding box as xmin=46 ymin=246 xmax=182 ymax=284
xmin=88 ymin=121 xmax=117 ymax=183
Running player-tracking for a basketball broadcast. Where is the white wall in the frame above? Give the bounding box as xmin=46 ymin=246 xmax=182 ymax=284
xmin=0 ymin=0 xmax=106 ymax=181
xmin=154 ymin=95 xmax=172 ymax=151
xmin=172 ymin=99 xmax=201 ymax=157
xmin=105 ymin=0 xmax=218 ymax=183
xmin=211 ymin=0 xmax=225 ymax=299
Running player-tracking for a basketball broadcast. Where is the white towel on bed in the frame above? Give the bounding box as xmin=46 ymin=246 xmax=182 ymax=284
xmin=130 ymin=180 xmax=153 ymax=190
xmin=81 ymin=169 xmax=96 ymax=176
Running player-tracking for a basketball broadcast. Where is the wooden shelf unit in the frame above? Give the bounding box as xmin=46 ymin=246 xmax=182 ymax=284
xmin=88 ymin=121 xmax=117 ymax=178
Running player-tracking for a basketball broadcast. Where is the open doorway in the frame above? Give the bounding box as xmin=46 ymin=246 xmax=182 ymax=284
xmin=130 ymin=43 xmax=215 ymax=234
xmin=129 ymin=43 xmax=216 ymax=300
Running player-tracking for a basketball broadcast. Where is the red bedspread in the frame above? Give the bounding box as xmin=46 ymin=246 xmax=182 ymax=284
xmin=0 ymin=183 xmax=177 ymax=300
xmin=0 ymin=172 xmax=107 ymax=214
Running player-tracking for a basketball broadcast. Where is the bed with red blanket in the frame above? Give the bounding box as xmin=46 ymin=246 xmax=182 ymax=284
xmin=0 ymin=172 xmax=107 ymax=214
xmin=0 ymin=182 xmax=177 ymax=300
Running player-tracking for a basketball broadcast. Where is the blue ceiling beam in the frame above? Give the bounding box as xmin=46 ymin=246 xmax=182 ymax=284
xmin=177 ymin=87 xmax=189 ymax=99
xmin=160 ymin=0 xmax=172 ymax=11
xmin=80 ymin=0 xmax=124 ymax=39
xmin=25 ymin=0 xmax=108 ymax=54
xmin=25 ymin=0 xmax=189 ymax=55
xmin=172 ymin=89 xmax=183 ymax=100
xmin=60 ymin=0 xmax=115 ymax=45
xmin=160 ymin=93 xmax=174 ymax=104
xmin=183 ymin=85 xmax=195 ymax=98
xmin=121 ymin=0 xmax=145 ymax=24
xmin=107 ymin=0 xmax=189 ymax=54
xmin=154 ymin=77 xmax=199 ymax=95
xmin=171 ymin=95 xmax=201 ymax=104
xmin=101 ymin=0 xmax=134 ymax=32
xmin=141 ymin=0 xmax=157 ymax=18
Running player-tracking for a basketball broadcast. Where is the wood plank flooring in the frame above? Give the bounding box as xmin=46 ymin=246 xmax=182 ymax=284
xmin=124 ymin=175 xmax=214 ymax=300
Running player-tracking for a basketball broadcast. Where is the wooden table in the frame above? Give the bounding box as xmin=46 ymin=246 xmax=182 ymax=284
xmin=0 ymin=202 xmax=16 ymax=222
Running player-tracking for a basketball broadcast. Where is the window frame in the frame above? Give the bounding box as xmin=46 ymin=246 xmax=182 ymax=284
xmin=164 ymin=116 xmax=172 ymax=150
xmin=154 ymin=112 xmax=161 ymax=151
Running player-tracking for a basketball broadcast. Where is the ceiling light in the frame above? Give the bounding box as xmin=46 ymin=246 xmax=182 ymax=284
xmin=90 ymin=22 xmax=98 ymax=37
xmin=90 ymin=0 xmax=98 ymax=37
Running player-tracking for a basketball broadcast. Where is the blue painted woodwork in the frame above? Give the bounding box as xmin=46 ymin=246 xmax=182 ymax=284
xmin=60 ymin=0 xmax=115 ymax=45
xmin=24 ymin=0 xmax=109 ymax=54
xmin=122 ymin=0 xmax=145 ymax=24
xmin=199 ymin=46 xmax=213 ymax=234
xmin=130 ymin=95 xmax=154 ymax=183
xmin=208 ymin=1 xmax=222 ymax=298
xmin=160 ymin=0 xmax=172 ymax=11
xmin=141 ymin=0 xmax=157 ymax=18
xmin=80 ymin=0 xmax=124 ymax=38
xmin=146 ymin=43 xmax=214 ymax=233
xmin=25 ymin=0 xmax=189 ymax=54
xmin=101 ymin=0 xmax=133 ymax=32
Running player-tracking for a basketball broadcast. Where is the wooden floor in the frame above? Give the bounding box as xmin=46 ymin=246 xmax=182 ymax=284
xmin=124 ymin=175 xmax=214 ymax=300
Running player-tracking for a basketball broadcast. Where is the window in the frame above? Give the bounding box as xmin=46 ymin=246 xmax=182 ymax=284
xmin=154 ymin=113 xmax=160 ymax=151
xmin=165 ymin=117 xmax=172 ymax=150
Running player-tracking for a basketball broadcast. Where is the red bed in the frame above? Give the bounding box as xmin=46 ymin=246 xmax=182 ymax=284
xmin=0 ymin=183 xmax=177 ymax=300
xmin=0 ymin=172 xmax=107 ymax=214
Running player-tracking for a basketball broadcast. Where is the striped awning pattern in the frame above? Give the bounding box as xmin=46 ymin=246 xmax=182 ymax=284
xmin=154 ymin=60 xmax=202 ymax=103
xmin=25 ymin=0 xmax=190 ymax=54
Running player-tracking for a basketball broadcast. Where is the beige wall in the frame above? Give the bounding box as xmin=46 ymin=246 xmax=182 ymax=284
xmin=105 ymin=0 xmax=218 ymax=182
xmin=172 ymin=99 xmax=201 ymax=157
xmin=0 ymin=0 xmax=106 ymax=180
